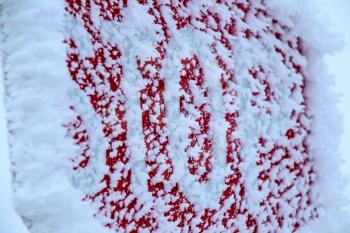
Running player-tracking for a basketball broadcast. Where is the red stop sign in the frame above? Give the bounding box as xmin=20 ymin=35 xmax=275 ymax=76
xmin=65 ymin=0 xmax=316 ymax=232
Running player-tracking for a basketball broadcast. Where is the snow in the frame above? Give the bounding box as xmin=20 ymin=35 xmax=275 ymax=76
xmin=64 ymin=0 xmax=347 ymax=231
xmin=320 ymin=0 xmax=350 ymax=213
xmin=0 ymin=1 xmax=112 ymax=233
xmin=263 ymin=1 xmax=350 ymax=231
xmin=0 ymin=53 xmax=29 ymax=233
xmin=0 ymin=0 xmax=349 ymax=232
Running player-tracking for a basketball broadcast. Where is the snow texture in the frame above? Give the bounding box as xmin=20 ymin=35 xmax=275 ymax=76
xmin=0 ymin=1 xmax=112 ymax=233
xmin=264 ymin=1 xmax=349 ymax=232
xmin=0 ymin=0 xmax=348 ymax=232
xmin=0 ymin=41 xmax=29 ymax=233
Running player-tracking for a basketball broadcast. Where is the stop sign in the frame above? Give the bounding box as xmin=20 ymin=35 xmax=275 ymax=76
xmin=64 ymin=0 xmax=317 ymax=232
xmin=7 ymin=0 xmax=344 ymax=232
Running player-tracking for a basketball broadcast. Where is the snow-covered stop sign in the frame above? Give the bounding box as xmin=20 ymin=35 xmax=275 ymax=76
xmin=64 ymin=0 xmax=317 ymax=232
xmin=2 ymin=0 xmax=346 ymax=233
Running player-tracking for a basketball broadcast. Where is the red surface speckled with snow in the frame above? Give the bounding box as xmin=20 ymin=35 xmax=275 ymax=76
xmin=65 ymin=0 xmax=317 ymax=232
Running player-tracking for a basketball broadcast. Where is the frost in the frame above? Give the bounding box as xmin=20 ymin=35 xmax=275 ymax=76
xmin=1 ymin=0 xmax=347 ymax=232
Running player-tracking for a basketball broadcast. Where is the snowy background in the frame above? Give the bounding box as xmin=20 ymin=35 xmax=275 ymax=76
xmin=0 ymin=1 xmax=349 ymax=232
xmin=321 ymin=0 xmax=350 ymax=196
